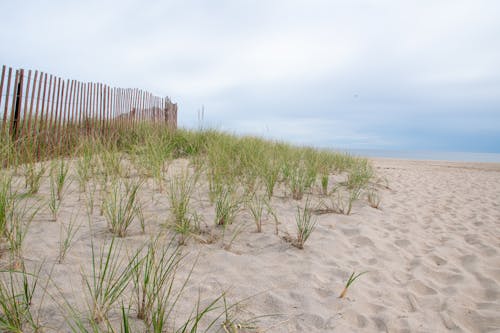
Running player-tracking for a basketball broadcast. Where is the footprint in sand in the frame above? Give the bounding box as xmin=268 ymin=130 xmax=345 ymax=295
xmin=474 ymin=273 xmax=499 ymax=301
xmin=404 ymin=292 xmax=419 ymax=312
xmin=407 ymin=280 xmax=438 ymax=295
xmin=429 ymin=254 xmax=447 ymax=266
xmin=340 ymin=227 xmax=360 ymax=237
xmin=371 ymin=316 xmax=389 ymax=332
xmin=464 ymin=234 xmax=481 ymax=245
xmin=479 ymin=245 xmax=497 ymax=257
xmin=440 ymin=311 xmax=459 ymax=330
xmin=298 ymin=313 xmax=326 ymax=330
xmin=393 ymin=271 xmax=412 ymax=284
xmin=442 ymin=286 xmax=457 ymax=296
xmin=460 ymin=254 xmax=477 ymax=271
xmin=352 ymin=235 xmax=375 ymax=248
xmin=341 ymin=309 xmax=369 ymax=329
xmin=395 ymin=239 xmax=411 ymax=248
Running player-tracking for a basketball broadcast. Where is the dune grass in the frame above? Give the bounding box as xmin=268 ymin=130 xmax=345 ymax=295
xmin=0 ymin=266 xmax=42 ymax=332
xmin=58 ymin=212 xmax=81 ymax=264
xmin=134 ymin=131 xmax=172 ymax=192
xmin=0 ymin=119 xmax=377 ymax=331
xmin=75 ymin=141 xmax=96 ymax=192
xmin=0 ymin=174 xmax=14 ymax=238
xmin=5 ymin=201 xmax=38 ymax=269
xmin=23 ymin=161 xmax=45 ymax=195
xmin=293 ymin=198 xmax=317 ymax=249
xmin=214 ymin=186 xmax=241 ymax=227
xmin=0 ymin=174 xmax=40 ymax=268
xmin=102 ymin=178 xmax=143 ymax=237
xmin=167 ymin=172 xmax=199 ymax=245
xmin=339 ymin=271 xmax=368 ymax=299
xmin=51 ymin=159 xmax=70 ymax=201
xmin=131 ymin=237 xmax=183 ymax=325
xmin=246 ymin=193 xmax=266 ymax=233
xmin=83 ymin=237 xmax=140 ymax=323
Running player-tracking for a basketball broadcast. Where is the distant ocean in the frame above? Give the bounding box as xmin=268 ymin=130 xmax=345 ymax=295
xmin=337 ymin=149 xmax=500 ymax=163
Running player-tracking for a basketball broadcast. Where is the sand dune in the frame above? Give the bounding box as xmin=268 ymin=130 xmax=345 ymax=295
xmin=18 ymin=158 xmax=500 ymax=332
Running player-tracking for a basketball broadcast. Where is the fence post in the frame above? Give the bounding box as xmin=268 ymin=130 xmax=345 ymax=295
xmin=0 ymin=66 xmax=5 ymax=136
xmin=2 ymin=67 xmax=12 ymax=136
xmin=11 ymin=69 xmax=23 ymax=141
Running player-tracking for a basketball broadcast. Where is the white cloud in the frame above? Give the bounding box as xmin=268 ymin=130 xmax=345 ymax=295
xmin=1 ymin=0 xmax=499 ymax=151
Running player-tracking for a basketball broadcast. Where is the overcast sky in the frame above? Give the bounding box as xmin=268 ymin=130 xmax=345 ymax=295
xmin=1 ymin=0 xmax=499 ymax=152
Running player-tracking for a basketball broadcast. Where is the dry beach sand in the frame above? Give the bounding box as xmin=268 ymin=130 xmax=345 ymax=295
xmin=15 ymin=158 xmax=500 ymax=332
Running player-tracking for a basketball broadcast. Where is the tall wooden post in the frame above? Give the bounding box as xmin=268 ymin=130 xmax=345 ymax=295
xmin=11 ymin=69 xmax=23 ymax=141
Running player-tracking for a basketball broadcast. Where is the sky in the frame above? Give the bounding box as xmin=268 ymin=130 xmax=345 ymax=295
xmin=1 ymin=0 xmax=499 ymax=153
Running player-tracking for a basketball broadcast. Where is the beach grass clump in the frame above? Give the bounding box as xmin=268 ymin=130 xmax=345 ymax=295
xmin=344 ymin=158 xmax=373 ymax=191
xmin=246 ymin=192 xmax=272 ymax=233
xmin=50 ymin=159 xmax=70 ymax=201
xmin=0 ymin=137 xmax=16 ymax=168
xmin=5 ymin=202 xmax=37 ymax=269
xmin=215 ymin=186 xmax=241 ymax=226
xmin=205 ymin=138 xmax=239 ymax=203
xmin=317 ymin=160 xmax=373 ymax=215
xmin=168 ymin=127 xmax=212 ymax=158
xmin=134 ymin=131 xmax=172 ymax=191
xmin=131 ymin=236 xmax=237 ymax=332
xmin=261 ymin=154 xmax=281 ymax=199
xmin=99 ymin=147 xmax=123 ymax=183
xmin=287 ymin=164 xmax=312 ymax=200
xmin=168 ymin=172 xmax=199 ymax=245
xmin=234 ymin=136 xmax=268 ymax=193
xmin=282 ymin=158 xmax=316 ymax=200
xmin=316 ymin=151 xmax=337 ymax=195
xmin=316 ymin=187 xmax=361 ymax=216
xmin=330 ymin=152 xmax=358 ymax=173
xmin=339 ymin=271 xmax=368 ymax=298
xmin=75 ymin=141 xmax=96 ymax=192
xmin=83 ymin=238 xmax=140 ymax=323
xmin=84 ymin=181 xmax=98 ymax=218
xmin=0 ymin=176 xmax=39 ymax=267
xmin=131 ymin=237 xmax=183 ymax=326
xmin=58 ymin=213 xmax=81 ymax=263
xmin=0 ymin=174 xmax=14 ymax=238
xmin=102 ymin=178 xmax=143 ymax=237
xmin=0 ymin=267 xmax=42 ymax=332
xmin=23 ymin=161 xmax=46 ymax=195
xmin=48 ymin=172 xmax=62 ymax=221
xmin=293 ymin=199 xmax=317 ymax=249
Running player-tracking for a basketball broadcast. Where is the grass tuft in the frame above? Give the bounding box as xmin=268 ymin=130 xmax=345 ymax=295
xmin=83 ymin=237 xmax=140 ymax=323
xmin=102 ymin=178 xmax=143 ymax=237
xmin=214 ymin=187 xmax=241 ymax=226
xmin=58 ymin=213 xmax=81 ymax=263
xmin=23 ymin=162 xmax=46 ymax=195
xmin=293 ymin=198 xmax=317 ymax=249
xmin=168 ymin=172 xmax=198 ymax=245
xmin=246 ymin=193 xmax=271 ymax=233
xmin=339 ymin=271 xmax=368 ymax=298
xmin=0 ymin=267 xmax=42 ymax=331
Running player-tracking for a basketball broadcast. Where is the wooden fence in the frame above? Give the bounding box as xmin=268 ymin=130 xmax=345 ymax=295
xmin=0 ymin=65 xmax=177 ymax=143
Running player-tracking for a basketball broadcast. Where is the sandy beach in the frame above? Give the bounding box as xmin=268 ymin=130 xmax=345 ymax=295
xmin=13 ymin=157 xmax=500 ymax=332
xmin=2 ymin=1 xmax=499 ymax=331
